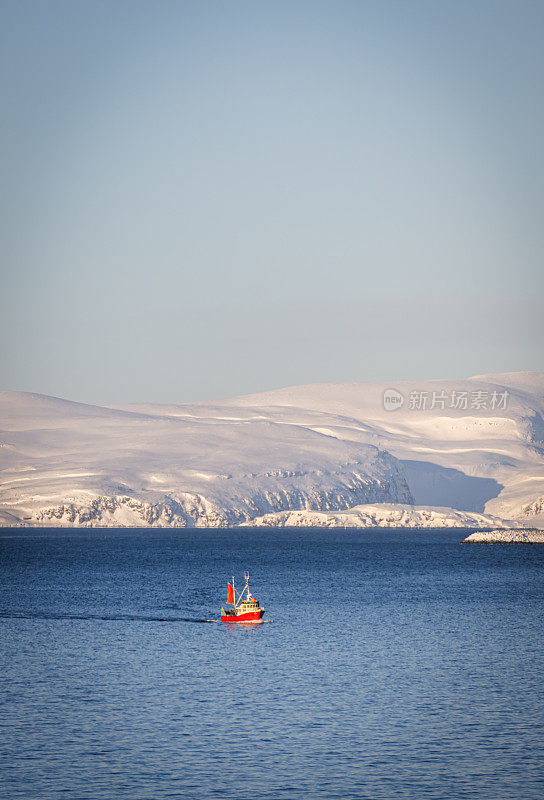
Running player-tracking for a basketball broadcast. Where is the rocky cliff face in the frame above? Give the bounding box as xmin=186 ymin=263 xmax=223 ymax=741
xmin=33 ymin=459 xmax=412 ymax=528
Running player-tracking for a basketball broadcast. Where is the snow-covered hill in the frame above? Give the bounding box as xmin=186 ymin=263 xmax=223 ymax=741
xmin=1 ymin=372 xmax=543 ymax=528
xmin=240 ymin=505 xmax=513 ymax=529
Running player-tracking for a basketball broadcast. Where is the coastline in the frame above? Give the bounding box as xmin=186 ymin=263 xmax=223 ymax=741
xmin=462 ymin=529 xmax=544 ymax=544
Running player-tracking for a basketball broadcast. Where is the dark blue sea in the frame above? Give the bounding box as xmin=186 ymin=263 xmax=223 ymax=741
xmin=1 ymin=528 xmax=543 ymax=800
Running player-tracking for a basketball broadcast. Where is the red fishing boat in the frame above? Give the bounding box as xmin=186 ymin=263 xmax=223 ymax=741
xmin=221 ymin=572 xmax=265 ymax=624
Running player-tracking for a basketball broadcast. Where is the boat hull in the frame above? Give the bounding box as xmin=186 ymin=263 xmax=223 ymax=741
xmin=221 ymin=608 xmax=265 ymax=624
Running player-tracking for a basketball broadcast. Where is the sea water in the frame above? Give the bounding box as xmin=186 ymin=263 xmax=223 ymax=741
xmin=1 ymin=528 xmax=543 ymax=800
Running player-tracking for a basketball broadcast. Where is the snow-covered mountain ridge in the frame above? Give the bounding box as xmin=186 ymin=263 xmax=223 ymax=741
xmin=1 ymin=372 xmax=543 ymax=528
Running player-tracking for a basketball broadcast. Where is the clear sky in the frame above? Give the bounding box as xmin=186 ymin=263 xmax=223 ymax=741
xmin=1 ymin=0 xmax=543 ymax=404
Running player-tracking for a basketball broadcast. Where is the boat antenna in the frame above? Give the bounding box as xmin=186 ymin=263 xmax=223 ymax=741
xmin=244 ymin=571 xmax=250 ymax=600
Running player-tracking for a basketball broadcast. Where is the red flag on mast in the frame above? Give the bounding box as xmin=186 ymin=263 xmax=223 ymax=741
xmin=227 ymin=582 xmax=234 ymax=604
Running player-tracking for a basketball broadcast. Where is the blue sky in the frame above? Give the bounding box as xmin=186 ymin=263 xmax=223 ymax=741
xmin=1 ymin=0 xmax=542 ymax=403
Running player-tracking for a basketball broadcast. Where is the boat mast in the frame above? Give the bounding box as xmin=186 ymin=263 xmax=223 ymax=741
xmin=232 ymin=572 xmax=252 ymax=608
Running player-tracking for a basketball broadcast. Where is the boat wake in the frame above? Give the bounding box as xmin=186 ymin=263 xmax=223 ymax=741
xmin=0 ymin=611 xmax=220 ymax=624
